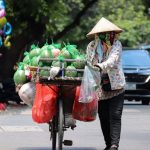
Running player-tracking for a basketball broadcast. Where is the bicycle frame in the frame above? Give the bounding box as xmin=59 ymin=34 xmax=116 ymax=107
xmin=49 ymin=85 xmax=73 ymax=150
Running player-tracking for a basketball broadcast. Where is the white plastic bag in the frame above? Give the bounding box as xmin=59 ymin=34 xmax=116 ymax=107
xmin=79 ymin=66 xmax=101 ymax=103
xmin=18 ymin=82 xmax=36 ymax=107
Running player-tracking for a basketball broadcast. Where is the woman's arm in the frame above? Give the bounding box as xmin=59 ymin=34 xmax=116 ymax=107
xmin=96 ymin=40 xmax=122 ymax=72
xmin=86 ymin=40 xmax=100 ymax=71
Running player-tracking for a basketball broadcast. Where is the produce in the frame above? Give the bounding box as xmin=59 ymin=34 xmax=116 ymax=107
xmin=40 ymin=46 xmax=53 ymax=58
xmin=48 ymin=44 xmax=55 ymax=50
xmin=66 ymin=44 xmax=79 ymax=58
xmin=29 ymin=47 xmax=41 ymax=59
xmin=65 ymin=65 xmax=77 ymax=77
xmin=15 ymin=41 xmax=86 ymax=81
xmin=30 ymin=56 xmax=40 ymax=66
xmin=59 ymin=48 xmax=71 ymax=59
xmin=41 ymin=43 xmax=53 ymax=51
xmin=13 ymin=70 xmax=26 ymax=85
xmin=23 ymin=52 xmax=30 ymax=65
xmin=40 ymin=70 xmax=50 ymax=77
xmin=72 ymin=55 xmax=86 ymax=69
xmin=52 ymin=60 xmax=67 ymax=68
xmin=39 ymin=62 xmax=51 ymax=67
xmin=51 ymin=48 xmax=60 ymax=57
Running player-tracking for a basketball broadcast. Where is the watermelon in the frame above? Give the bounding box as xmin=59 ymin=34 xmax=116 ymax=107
xmin=72 ymin=55 xmax=86 ymax=69
xmin=65 ymin=65 xmax=77 ymax=77
xmin=52 ymin=60 xmax=67 ymax=68
xmin=41 ymin=43 xmax=54 ymax=51
xmin=40 ymin=70 xmax=50 ymax=77
xmin=23 ymin=54 xmax=30 ymax=65
xmin=30 ymin=56 xmax=40 ymax=66
xmin=40 ymin=47 xmax=53 ymax=58
xmin=13 ymin=69 xmax=26 ymax=85
xmin=51 ymin=48 xmax=60 ymax=58
xmin=29 ymin=47 xmax=41 ymax=59
xmin=59 ymin=48 xmax=71 ymax=59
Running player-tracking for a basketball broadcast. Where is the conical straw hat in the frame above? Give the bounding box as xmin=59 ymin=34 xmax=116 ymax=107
xmin=87 ymin=17 xmax=123 ymax=38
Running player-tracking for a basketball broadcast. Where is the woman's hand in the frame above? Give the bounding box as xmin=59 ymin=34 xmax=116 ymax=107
xmin=94 ymin=63 xmax=102 ymax=72
xmin=86 ymin=61 xmax=101 ymax=71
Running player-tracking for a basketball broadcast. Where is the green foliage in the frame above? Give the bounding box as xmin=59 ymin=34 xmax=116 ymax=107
xmin=5 ymin=0 xmax=150 ymax=48
xmin=75 ymin=0 xmax=150 ymax=47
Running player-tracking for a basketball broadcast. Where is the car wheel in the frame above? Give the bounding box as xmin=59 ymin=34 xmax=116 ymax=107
xmin=141 ymin=100 xmax=150 ymax=105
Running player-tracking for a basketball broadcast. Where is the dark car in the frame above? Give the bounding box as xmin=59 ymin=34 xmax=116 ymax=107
xmin=122 ymin=49 xmax=150 ymax=105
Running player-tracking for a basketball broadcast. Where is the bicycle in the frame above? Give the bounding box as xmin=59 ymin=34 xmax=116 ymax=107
xmin=49 ymin=85 xmax=77 ymax=150
xmin=30 ymin=58 xmax=85 ymax=150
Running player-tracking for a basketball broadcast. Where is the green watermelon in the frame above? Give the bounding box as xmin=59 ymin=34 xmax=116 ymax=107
xmin=72 ymin=55 xmax=86 ymax=69
xmin=52 ymin=60 xmax=67 ymax=68
xmin=59 ymin=48 xmax=71 ymax=59
xmin=40 ymin=47 xmax=53 ymax=58
xmin=40 ymin=70 xmax=50 ymax=77
xmin=65 ymin=65 xmax=77 ymax=77
xmin=23 ymin=54 xmax=30 ymax=65
xmin=29 ymin=47 xmax=41 ymax=59
xmin=30 ymin=56 xmax=40 ymax=66
xmin=13 ymin=69 xmax=26 ymax=85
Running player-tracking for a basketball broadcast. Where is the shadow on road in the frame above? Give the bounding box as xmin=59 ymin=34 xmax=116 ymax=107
xmin=17 ymin=147 xmax=98 ymax=150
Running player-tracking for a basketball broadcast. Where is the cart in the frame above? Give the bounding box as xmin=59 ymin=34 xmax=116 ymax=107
xmin=29 ymin=58 xmax=86 ymax=150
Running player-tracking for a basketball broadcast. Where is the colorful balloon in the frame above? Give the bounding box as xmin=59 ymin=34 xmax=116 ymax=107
xmin=0 ymin=0 xmax=5 ymax=9
xmin=0 ymin=0 xmax=12 ymax=48
xmin=4 ymin=35 xmax=11 ymax=48
xmin=3 ymin=22 xmax=12 ymax=35
xmin=0 ymin=9 xmax=6 ymax=18
xmin=0 ymin=16 xmax=7 ymax=28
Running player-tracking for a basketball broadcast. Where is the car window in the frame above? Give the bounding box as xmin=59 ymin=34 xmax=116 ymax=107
xmin=122 ymin=50 xmax=150 ymax=66
xmin=139 ymin=45 xmax=150 ymax=51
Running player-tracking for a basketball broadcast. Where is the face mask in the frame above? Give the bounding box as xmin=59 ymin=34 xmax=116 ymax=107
xmin=99 ymin=34 xmax=106 ymax=41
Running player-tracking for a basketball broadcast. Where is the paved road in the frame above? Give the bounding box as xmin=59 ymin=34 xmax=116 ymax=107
xmin=0 ymin=101 xmax=150 ymax=150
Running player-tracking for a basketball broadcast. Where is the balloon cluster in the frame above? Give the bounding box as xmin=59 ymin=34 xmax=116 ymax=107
xmin=0 ymin=0 xmax=12 ymax=48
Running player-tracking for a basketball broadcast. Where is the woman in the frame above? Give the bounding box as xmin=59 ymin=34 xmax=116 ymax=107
xmin=86 ymin=17 xmax=126 ymax=150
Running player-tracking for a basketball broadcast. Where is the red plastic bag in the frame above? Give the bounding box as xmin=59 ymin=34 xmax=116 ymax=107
xmin=72 ymin=86 xmax=98 ymax=122
xmin=32 ymin=83 xmax=58 ymax=123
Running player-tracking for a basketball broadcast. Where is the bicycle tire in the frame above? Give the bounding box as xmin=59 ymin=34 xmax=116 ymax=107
xmin=58 ymin=98 xmax=64 ymax=150
xmin=51 ymin=117 xmax=57 ymax=150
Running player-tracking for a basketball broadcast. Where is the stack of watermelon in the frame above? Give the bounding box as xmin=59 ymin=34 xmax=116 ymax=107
xmin=13 ymin=42 xmax=86 ymax=85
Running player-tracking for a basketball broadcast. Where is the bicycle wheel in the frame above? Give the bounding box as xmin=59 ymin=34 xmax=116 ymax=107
xmin=58 ymin=98 xmax=64 ymax=150
xmin=50 ymin=117 xmax=57 ymax=150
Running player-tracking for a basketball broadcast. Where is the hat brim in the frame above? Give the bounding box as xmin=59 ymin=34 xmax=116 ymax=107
xmin=86 ymin=17 xmax=123 ymax=38
xmin=86 ymin=30 xmax=123 ymax=38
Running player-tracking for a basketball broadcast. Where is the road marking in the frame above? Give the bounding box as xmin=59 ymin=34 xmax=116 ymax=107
xmin=0 ymin=126 xmax=43 ymax=132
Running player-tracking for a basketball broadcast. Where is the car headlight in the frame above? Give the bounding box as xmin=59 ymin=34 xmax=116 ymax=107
xmin=145 ymin=76 xmax=150 ymax=83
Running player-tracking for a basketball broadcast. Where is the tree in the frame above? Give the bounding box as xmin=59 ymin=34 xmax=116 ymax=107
xmin=1 ymin=0 xmax=98 ymax=78
xmin=0 ymin=0 xmax=150 ymax=79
